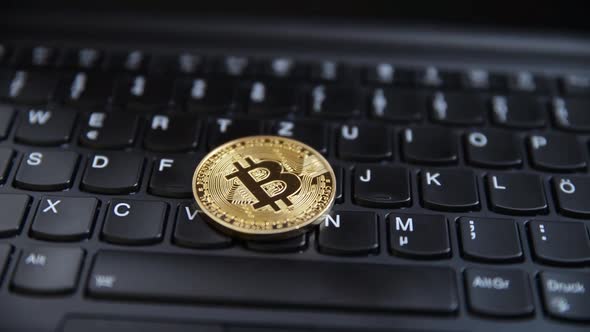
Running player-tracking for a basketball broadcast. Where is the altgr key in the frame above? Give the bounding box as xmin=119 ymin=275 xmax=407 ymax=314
xmin=465 ymin=269 xmax=534 ymax=317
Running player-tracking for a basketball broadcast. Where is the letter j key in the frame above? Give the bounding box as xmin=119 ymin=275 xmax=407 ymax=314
xmin=353 ymin=165 xmax=411 ymax=208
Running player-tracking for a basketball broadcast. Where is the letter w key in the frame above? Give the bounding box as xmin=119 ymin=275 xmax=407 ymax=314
xmin=15 ymin=108 xmax=77 ymax=146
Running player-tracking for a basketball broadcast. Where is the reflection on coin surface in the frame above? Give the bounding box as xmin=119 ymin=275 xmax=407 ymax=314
xmin=193 ymin=135 xmax=336 ymax=240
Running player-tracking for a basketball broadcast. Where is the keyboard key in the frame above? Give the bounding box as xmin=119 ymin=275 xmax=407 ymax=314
xmin=14 ymin=46 xmax=58 ymax=68
xmin=79 ymin=112 xmax=139 ymax=149
xmin=88 ymin=250 xmax=458 ymax=313
xmin=486 ymin=173 xmax=547 ymax=215
xmin=246 ymin=235 xmax=307 ymax=253
xmin=540 ymin=271 xmax=590 ymax=321
xmin=0 ymin=148 xmax=14 ymax=183
xmin=508 ymin=71 xmax=556 ymax=94
xmin=179 ymin=78 xmax=237 ymax=113
xmin=417 ymin=67 xmax=460 ymax=88
xmin=0 ymin=69 xmax=58 ymax=104
xmin=271 ymin=120 xmax=327 ymax=154
xmin=308 ymin=85 xmax=362 ymax=118
xmin=14 ymin=151 xmax=78 ymax=191
xmin=11 ymin=246 xmax=84 ymax=294
xmin=528 ymin=133 xmax=586 ymax=171
xmin=0 ymin=105 xmax=15 ymax=140
xmin=58 ymin=72 xmax=115 ymax=109
xmin=461 ymin=69 xmax=507 ymax=90
xmin=0 ymin=244 xmax=11 ymax=281
xmin=113 ymin=74 xmax=175 ymax=111
xmin=365 ymin=63 xmax=395 ymax=84
xmin=491 ymin=95 xmax=547 ymax=128
xmin=561 ymin=74 xmax=590 ymax=96
xmin=310 ymin=61 xmax=357 ymax=82
xmin=173 ymin=203 xmax=232 ymax=249
xmin=465 ymin=129 xmax=522 ymax=168
xmin=420 ymin=169 xmax=479 ymax=212
xmin=152 ymin=53 xmax=203 ymax=75
xmin=260 ymin=57 xmax=305 ymax=79
xmin=149 ymin=155 xmax=201 ymax=198
xmin=553 ymin=97 xmax=590 ymax=132
xmin=144 ymin=113 xmax=201 ymax=152
xmin=553 ymin=176 xmax=590 ymax=218
xmin=430 ymin=91 xmax=486 ymax=125
xmin=30 ymin=196 xmax=98 ymax=241
xmin=337 ymin=124 xmax=392 ymax=161
xmin=370 ymin=88 xmax=425 ymax=122
xmin=465 ymin=269 xmax=534 ymax=317
xmin=0 ymin=194 xmax=30 ymax=237
xmin=318 ymin=211 xmax=379 ymax=255
xmin=529 ymin=220 xmax=590 ymax=265
xmin=353 ymin=165 xmax=410 ymax=208
xmin=81 ymin=153 xmax=144 ymax=194
xmin=402 ymin=127 xmax=458 ymax=165
xmin=213 ymin=56 xmax=253 ymax=77
xmin=15 ymin=108 xmax=76 ymax=146
xmin=245 ymin=81 xmax=298 ymax=116
xmin=207 ymin=118 xmax=262 ymax=149
xmin=458 ymin=217 xmax=523 ymax=262
xmin=102 ymin=200 xmax=168 ymax=245
xmin=389 ymin=214 xmax=450 ymax=259
xmin=109 ymin=50 xmax=149 ymax=72
xmin=61 ymin=48 xmax=104 ymax=69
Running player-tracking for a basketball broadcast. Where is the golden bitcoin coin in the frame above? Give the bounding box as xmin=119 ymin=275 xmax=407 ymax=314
xmin=193 ymin=135 xmax=336 ymax=240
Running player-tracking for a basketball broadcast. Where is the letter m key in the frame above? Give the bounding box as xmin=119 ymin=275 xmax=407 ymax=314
xmin=395 ymin=217 xmax=414 ymax=232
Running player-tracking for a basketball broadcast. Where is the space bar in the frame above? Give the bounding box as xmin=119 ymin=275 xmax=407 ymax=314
xmin=88 ymin=250 xmax=458 ymax=313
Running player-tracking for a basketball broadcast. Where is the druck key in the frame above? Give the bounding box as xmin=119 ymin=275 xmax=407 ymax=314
xmin=88 ymin=250 xmax=458 ymax=313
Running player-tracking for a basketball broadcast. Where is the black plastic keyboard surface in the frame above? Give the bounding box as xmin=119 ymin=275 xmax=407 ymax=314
xmin=0 ymin=41 xmax=589 ymax=332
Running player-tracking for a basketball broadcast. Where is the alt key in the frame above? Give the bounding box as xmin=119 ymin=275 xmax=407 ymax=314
xmin=11 ymin=247 xmax=84 ymax=294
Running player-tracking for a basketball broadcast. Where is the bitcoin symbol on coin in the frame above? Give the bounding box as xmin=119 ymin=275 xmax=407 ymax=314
xmin=225 ymin=157 xmax=301 ymax=211
xmin=193 ymin=136 xmax=336 ymax=240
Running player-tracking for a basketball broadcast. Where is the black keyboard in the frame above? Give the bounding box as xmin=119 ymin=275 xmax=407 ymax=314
xmin=0 ymin=43 xmax=590 ymax=332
